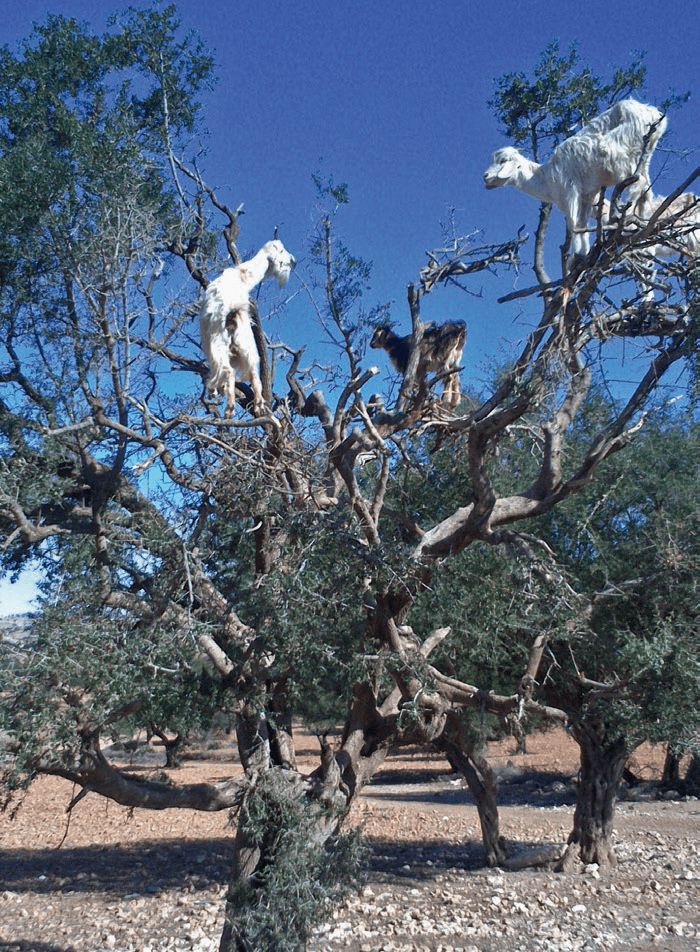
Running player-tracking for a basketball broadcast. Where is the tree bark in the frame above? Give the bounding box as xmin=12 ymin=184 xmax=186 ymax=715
xmin=662 ymin=746 xmax=681 ymax=788
xmin=559 ymin=719 xmax=628 ymax=869
xmin=683 ymin=753 xmax=700 ymax=796
xmin=436 ymin=712 xmax=508 ymax=867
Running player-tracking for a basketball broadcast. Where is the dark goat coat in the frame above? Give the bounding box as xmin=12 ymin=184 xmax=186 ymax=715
xmin=370 ymin=321 xmax=466 ymax=407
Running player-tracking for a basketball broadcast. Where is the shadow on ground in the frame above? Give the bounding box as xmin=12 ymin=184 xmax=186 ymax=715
xmin=368 ymin=766 xmax=577 ymax=807
xmin=0 ymin=837 xmax=232 ymax=897
xmin=1 ymin=831 xmax=557 ymax=907
xmin=365 ymin=835 xmax=487 ymax=878
xmin=0 ymin=944 xmax=64 ymax=952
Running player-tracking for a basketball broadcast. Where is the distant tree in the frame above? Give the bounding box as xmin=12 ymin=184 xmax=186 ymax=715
xmin=422 ymin=404 xmax=700 ymax=866
xmin=536 ymin=411 xmax=699 ymax=864
xmin=1 ymin=16 xmax=698 ymax=952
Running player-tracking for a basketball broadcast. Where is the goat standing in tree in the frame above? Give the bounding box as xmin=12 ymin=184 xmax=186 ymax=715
xmin=199 ymin=239 xmax=296 ymax=417
xmin=595 ymin=190 xmax=700 ymax=300
xmin=370 ymin=321 xmax=466 ymax=409
xmin=644 ymin=191 xmax=700 ymax=258
xmin=483 ymin=99 xmax=667 ymax=265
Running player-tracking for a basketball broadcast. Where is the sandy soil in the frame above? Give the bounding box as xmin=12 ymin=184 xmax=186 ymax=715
xmin=0 ymin=730 xmax=698 ymax=952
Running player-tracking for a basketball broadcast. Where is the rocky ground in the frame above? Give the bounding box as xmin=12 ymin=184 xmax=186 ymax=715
xmin=0 ymin=730 xmax=698 ymax=952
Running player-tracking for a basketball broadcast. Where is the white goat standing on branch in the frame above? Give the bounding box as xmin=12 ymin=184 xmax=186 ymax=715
xmin=615 ymin=190 xmax=700 ymax=301
xmin=645 ymin=191 xmax=700 ymax=258
xmin=483 ymin=99 xmax=667 ymax=263
xmin=199 ymin=239 xmax=296 ymax=417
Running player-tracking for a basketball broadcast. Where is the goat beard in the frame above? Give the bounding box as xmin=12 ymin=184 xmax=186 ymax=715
xmin=276 ymin=266 xmax=292 ymax=288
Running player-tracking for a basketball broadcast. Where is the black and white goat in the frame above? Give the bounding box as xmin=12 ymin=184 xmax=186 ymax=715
xmin=370 ymin=321 xmax=466 ymax=408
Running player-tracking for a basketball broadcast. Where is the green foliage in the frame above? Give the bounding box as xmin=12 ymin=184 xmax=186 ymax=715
xmin=226 ymin=771 xmax=366 ymax=952
xmin=379 ymin=415 xmax=560 ymax=695
xmin=310 ymin=171 xmax=349 ymax=210
xmin=0 ymin=7 xmax=225 ymax=778
xmin=0 ymin=593 xmax=224 ymax=788
xmin=533 ymin=410 xmax=700 ymax=747
xmin=307 ymin=174 xmax=394 ymax=352
xmin=0 ymin=6 xmax=212 ymax=300
xmin=209 ymin=506 xmax=382 ymax=725
xmin=390 ymin=384 xmax=699 ymax=754
xmin=489 ymin=40 xmax=647 ymax=158
xmin=109 ymin=4 xmax=214 ymax=141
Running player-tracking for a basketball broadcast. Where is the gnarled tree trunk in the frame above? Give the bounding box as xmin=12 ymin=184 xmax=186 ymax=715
xmin=662 ymin=746 xmax=681 ymax=788
xmin=436 ymin=712 xmax=508 ymax=867
xmin=685 ymin=753 xmax=700 ymax=795
xmin=559 ymin=719 xmax=628 ymax=869
xmin=219 ymin=681 xmax=395 ymax=952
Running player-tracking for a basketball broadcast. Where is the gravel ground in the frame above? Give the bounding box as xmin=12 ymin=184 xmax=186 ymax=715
xmin=315 ymin=797 xmax=699 ymax=952
xmin=0 ymin=732 xmax=698 ymax=952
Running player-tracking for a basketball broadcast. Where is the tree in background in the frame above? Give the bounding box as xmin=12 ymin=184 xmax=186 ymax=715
xmin=0 ymin=15 xmax=698 ymax=951
xmin=415 ymin=402 xmax=699 ymax=867
xmin=535 ymin=410 xmax=699 ymax=865
xmin=480 ymin=43 xmax=699 ymax=865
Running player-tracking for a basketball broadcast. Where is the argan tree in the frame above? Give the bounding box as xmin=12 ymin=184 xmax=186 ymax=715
xmin=1 ymin=15 xmax=698 ymax=951
xmin=533 ymin=409 xmax=699 ymax=866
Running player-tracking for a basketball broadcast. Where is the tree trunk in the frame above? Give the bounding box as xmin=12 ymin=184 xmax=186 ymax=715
xmin=684 ymin=753 xmax=700 ymax=796
xmin=219 ymin=684 xmax=391 ymax=951
xmin=560 ymin=719 xmax=627 ymax=869
xmin=219 ymin=795 xmax=261 ymax=952
xmin=662 ymin=746 xmax=681 ymax=787
xmin=219 ymin=701 xmax=323 ymax=952
xmin=436 ymin=712 xmax=508 ymax=867
xmin=149 ymin=727 xmax=184 ymax=769
xmin=506 ymin=711 xmax=527 ymax=754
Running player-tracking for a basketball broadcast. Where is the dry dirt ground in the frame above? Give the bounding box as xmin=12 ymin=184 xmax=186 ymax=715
xmin=0 ymin=729 xmax=698 ymax=952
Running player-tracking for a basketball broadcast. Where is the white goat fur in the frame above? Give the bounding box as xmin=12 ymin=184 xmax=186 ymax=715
xmin=483 ymin=99 xmax=667 ymax=261
xmin=199 ymin=240 xmax=296 ymax=417
xmin=610 ymin=192 xmax=700 ymax=301
xmin=370 ymin=321 xmax=467 ymax=408
xmin=645 ymin=192 xmax=700 ymax=258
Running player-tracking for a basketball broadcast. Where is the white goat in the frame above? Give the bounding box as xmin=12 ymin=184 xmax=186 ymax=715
xmin=645 ymin=192 xmax=700 ymax=258
xmin=483 ymin=99 xmax=667 ymax=263
xmin=608 ymin=191 xmax=700 ymax=300
xmin=600 ymin=191 xmax=700 ymax=255
xmin=199 ymin=239 xmax=296 ymax=417
xmin=370 ymin=321 xmax=466 ymax=408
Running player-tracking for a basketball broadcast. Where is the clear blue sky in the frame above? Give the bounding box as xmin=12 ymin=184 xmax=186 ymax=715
xmin=1 ymin=0 xmax=697 ymax=614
